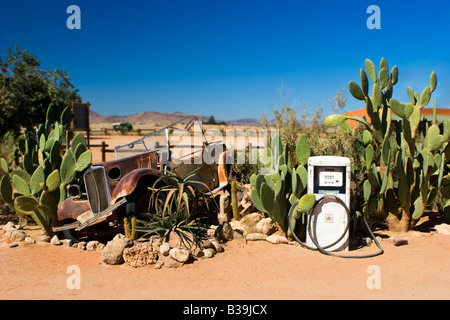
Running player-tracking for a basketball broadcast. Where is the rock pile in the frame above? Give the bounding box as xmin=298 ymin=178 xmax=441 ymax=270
xmin=99 ymin=230 xmax=231 ymax=268
xmin=0 ymin=221 xmax=40 ymax=247
xmin=95 ymin=216 xmax=282 ymax=269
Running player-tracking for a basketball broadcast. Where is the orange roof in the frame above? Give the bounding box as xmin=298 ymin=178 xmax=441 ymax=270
xmin=343 ymin=107 xmax=450 ymax=128
xmin=420 ymin=108 xmax=450 ymax=116
xmin=343 ymin=108 xmax=371 ymax=128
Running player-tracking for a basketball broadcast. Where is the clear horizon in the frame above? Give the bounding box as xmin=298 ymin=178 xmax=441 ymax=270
xmin=1 ymin=0 xmax=449 ymax=121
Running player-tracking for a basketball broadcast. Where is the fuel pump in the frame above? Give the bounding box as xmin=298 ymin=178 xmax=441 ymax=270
xmin=306 ymin=156 xmax=350 ymax=252
xmin=288 ymin=156 xmax=383 ymax=258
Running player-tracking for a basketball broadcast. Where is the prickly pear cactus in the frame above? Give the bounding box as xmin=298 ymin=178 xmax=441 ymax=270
xmin=0 ymin=104 xmax=92 ymax=235
xmin=323 ymin=58 xmax=449 ymax=232
xmin=250 ymin=134 xmax=313 ymax=237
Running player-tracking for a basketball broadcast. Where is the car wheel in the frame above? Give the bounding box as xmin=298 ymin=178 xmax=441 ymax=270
xmin=61 ymin=219 xmax=83 ymax=243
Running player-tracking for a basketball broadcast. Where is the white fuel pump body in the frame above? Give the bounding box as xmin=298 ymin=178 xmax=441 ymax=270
xmin=306 ymin=156 xmax=351 ymax=252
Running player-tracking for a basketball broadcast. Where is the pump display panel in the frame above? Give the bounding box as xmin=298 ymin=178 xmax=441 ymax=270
xmin=318 ymin=168 xmax=343 ymax=187
xmin=313 ymin=166 xmax=346 ymax=195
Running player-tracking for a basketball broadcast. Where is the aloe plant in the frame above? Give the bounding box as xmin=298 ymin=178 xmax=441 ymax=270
xmin=0 ymin=104 xmax=92 ymax=234
xmin=134 ymin=168 xmax=211 ymax=248
xmin=323 ymin=58 xmax=449 ymax=232
xmin=250 ymin=134 xmax=315 ymax=237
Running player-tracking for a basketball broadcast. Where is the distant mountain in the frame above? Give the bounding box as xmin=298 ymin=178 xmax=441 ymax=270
xmin=90 ymin=110 xmax=208 ymax=125
xmin=89 ymin=109 xmax=265 ymax=126
xmin=225 ymin=118 xmax=265 ymax=126
xmin=89 ymin=110 xmax=126 ymax=124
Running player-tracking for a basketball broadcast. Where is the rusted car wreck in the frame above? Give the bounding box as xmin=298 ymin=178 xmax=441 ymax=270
xmin=54 ymin=117 xmax=228 ymax=241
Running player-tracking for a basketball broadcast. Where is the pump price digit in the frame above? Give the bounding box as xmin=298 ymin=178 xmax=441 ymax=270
xmin=227 ymin=304 xmax=267 ymax=316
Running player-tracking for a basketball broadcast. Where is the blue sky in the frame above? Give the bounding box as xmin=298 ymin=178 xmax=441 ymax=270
xmin=1 ymin=0 xmax=449 ymax=121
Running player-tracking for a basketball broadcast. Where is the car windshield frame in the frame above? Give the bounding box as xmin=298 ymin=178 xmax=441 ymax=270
xmin=114 ymin=116 xmax=208 ymax=160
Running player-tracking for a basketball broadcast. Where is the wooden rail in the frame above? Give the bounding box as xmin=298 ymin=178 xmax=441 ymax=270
xmin=87 ymin=141 xmax=114 ymax=162
xmin=90 ymin=128 xmax=157 ymax=136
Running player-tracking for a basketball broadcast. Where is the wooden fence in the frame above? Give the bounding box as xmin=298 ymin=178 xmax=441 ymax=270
xmin=90 ymin=128 xmax=157 ymax=136
xmin=88 ymin=141 xmax=114 ymax=162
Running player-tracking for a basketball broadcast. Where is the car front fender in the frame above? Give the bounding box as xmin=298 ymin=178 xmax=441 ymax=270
xmin=110 ymin=168 xmax=163 ymax=203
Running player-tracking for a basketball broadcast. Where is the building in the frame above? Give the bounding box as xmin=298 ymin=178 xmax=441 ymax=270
xmin=344 ymin=107 xmax=450 ymax=129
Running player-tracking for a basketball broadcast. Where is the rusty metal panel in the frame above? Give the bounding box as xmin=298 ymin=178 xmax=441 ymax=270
xmin=170 ymin=144 xmax=228 ymax=193
xmin=96 ymin=150 xmax=159 ymax=194
xmin=57 ymin=198 xmax=90 ymax=221
xmin=111 ymin=168 xmax=163 ymax=203
xmin=217 ymin=150 xmax=228 ymax=186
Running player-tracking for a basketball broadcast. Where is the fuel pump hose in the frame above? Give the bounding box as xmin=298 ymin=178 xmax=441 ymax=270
xmin=288 ymin=195 xmax=384 ymax=258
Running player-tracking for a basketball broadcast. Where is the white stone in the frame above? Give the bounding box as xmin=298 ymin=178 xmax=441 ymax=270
xmin=77 ymin=241 xmax=87 ymax=250
xmin=86 ymin=240 xmax=100 ymax=251
xmin=169 ymin=247 xmax=190 ymax=263
xmin=61 ymin=239 xmax=73 ymax=247
xmin=159 ymin=242 xmax=171 ymax=256
xmin=25 ymin=236 xmax=36 ymax=244
xmin=245 ymin=233 xmax=267 ymax=241
xmin=218 ymin=193 xmax=232 ymax=223
xmin=50 ymin=235 xmax=62 ymax=245
xmin=102 ymin=234 xmax=133 ymax=265
xmin=435 ymin=223 xmax=450 ymax=235
xmin=256 ymin=217 xmax=277 ymax=235
xmin=10 ymin=230 xmax=27 ymax=242
xmin=202 ymin=248 xmax=215 ymax=258
xmin=266 ymin=234 xmax=289 ymax=244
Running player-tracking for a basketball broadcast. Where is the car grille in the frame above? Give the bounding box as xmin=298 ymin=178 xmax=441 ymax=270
xmin=84 ymin=166 xmax=111 ymax=214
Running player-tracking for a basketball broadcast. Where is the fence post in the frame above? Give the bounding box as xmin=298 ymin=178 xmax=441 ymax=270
xmin=101 ymin=141 xmax=106 ymax=162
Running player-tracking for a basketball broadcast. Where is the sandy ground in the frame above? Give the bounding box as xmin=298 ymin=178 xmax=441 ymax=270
xmin=1 ymin=135 xmax=449 ymax=300
xmin=89 ymin=135 xmax=139 ymax=162
xmin=1 ymin=219 xmax=450 ymax=300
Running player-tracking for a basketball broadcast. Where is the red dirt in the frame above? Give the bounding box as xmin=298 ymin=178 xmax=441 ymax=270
xmin=1 ymin=220 xmax=449 ymax=300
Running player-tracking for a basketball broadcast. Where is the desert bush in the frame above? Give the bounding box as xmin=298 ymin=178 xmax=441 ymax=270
xmin=228 ymin=147 xmax=262 ymax=185
xmin=272 ymin=105 xmax=301 ymax=167
xmin=305 ymin=125 xmax=369 ymax=217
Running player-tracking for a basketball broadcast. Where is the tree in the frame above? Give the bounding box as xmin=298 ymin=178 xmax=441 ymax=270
xmin=205 ymin=115 xmax=217 ymax=125
xmin=0 ymin=45 xmax=81 ymax=137
xmin=261 ymin=111 xmax=268 ymax=128
xmin=328 ymin=86 xmax=347 ymax=114
xmin=311 ymin=104 xmax=323 ymax=128
xmin=271 ymin=105 xmax=300 ymax=167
